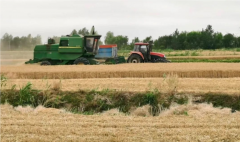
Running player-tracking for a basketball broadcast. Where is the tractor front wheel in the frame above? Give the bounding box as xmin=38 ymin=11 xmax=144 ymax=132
xmin=74 ymin=57 xmax=90 ymax=65
xmin=127 ymin=54 xmax=142 ymax=63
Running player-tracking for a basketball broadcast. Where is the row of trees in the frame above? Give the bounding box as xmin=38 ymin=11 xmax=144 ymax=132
xmin=70 ymin=27 xmax=103 ymax=45
xmin=104 ymin=25 xmax=240 ymax=50
xmin=1 ymin=33 xmax=42 ymax=50
xmin=153 ymin=25 xmax=240 ymax=50
xmin=1 ymin=25 xmax=240 ymax=50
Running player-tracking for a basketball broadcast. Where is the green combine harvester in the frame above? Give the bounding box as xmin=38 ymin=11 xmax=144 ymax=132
xmin=25 ymin=26 xmax=125 ymax=65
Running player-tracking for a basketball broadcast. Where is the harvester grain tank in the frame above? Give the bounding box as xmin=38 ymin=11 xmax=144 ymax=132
xmin=95 ymin=44 xmax=125 ymax=64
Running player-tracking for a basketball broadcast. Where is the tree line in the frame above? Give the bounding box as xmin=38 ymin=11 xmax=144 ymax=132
xmin=1 ymin=33 xmax=42 ymax=51
xmin=104 ymin=25 xmax=240 ymax=50
xmin=153 ymin=25 xmax=240 ymax=50
xmin=1 ymin=25 xmax=240 ymax=51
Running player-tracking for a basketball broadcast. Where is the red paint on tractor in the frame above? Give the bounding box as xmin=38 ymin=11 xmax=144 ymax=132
xmin=130 ymin=51 xmax=144 ymax=59
xmin=150 ymin=52 xmax=165 ymax=58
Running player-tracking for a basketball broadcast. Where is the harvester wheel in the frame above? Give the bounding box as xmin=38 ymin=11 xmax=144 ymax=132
xmin=41 ymin=61 xmax=51 ymax=66
xmin=127 ymin=54 xmax=142 ymax=63
xmin=74 ymin=57 xmax=90 ymax=65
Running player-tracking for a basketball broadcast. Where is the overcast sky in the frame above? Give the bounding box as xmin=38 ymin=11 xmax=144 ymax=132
xmin=1 ymin=0 xmax=240 ymax=43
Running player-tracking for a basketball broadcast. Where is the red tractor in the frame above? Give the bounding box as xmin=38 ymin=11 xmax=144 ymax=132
xmin=127 ymin=41 xmax=170 ymax=63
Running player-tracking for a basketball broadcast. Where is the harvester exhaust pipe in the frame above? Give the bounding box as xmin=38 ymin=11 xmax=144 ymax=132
xmin=90 ymin=26 xmax=95 ymax=35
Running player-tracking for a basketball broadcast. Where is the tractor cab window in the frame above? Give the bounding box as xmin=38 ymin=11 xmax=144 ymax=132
xmin=133 ymin=45 xmax=140 ymax=51
xmin=140 ymin=45 xmax=147 ymax=53
xmin=60 ymin=40 xmax=68 ymax=46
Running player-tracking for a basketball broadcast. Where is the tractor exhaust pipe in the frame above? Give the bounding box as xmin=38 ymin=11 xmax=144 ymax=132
xmin=148 ymin=40 xmax=153 ymax=61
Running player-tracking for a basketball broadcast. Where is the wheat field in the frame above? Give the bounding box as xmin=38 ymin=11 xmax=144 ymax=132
xmin=166 ymin=50 xmax=240 ymax=56
xmin=2 ymin=63 xmax=240 ymax=79
xmin=168 ymin=55 xmax=240 ymax=59
xmin=1 ymin=103 xmax=240 ymax=142
xmin=4 ymin=78 xmax=240 ymax=94
xmin=1 ymin=52 xmax=240 ymax=141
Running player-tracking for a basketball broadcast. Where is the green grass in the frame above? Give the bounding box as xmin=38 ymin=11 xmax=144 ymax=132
xmin=169 ymin=58 xmax=240 ymax=63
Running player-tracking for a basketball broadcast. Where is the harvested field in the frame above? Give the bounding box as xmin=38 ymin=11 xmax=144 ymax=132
xmin=2 ymin=63 xmax=240 ymax=79
xmin=1 ymin=52 xmax=240 ymax=141
xmin=166 ymin=50 xmax=240 ymax=56
xmin=1 ymin=103 xmax=240 ymax=142
xmin=168 ymin=55 xmax=240 ymax=59
xmin=4 ymin=78 xmax=240 ymax=95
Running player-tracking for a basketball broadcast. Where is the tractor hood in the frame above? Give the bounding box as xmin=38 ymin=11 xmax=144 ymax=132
xmin=150 ymin=52 xmax=165 ymax=58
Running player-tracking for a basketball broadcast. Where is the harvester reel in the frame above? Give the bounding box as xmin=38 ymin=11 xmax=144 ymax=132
xmin=127 ymin=54 xmax=142 ymax=63
xmin=74 ymin=57 xmax=90 ymax=65
xmin=41 ymin=61 xmax=51 ymax=66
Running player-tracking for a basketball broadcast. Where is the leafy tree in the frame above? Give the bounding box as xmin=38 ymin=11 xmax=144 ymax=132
xmin=223 ymin=33 xmax=235 ymax=48
xmin=1 ymin=33 xmax=42 ymax=50
xmin=171 ymin=29 xmax=180 ymax=50
xmin=78 ymin=27 xmax=89 ymax=36
xmin=201 ymin=25 xmax=214 ymax=49
xmin=143 ymin=36 xmax=152 ymax=43
xmin=1 ymin=33 xmax=13 ymax=50
xmin=71 ymin=29 xmax=78 ymax=35
xmin=177 ymin=31 xmax=187 ymax=50
xmin=153 ymin=35 xmax=171 ymax=50
xmin=129 ymin=37 xmax=140 ymax=49
xmin=12 ymin=36 xmax=21 ymax=49
xmin=186 ymin=31 xmax=201 ymax=49
xmin=115 ymin=35 xmax=129 ymax=50
xmin=104 ymin=31 xmax=128 ymax=49
xmin=104 ymin=31 xmax=114 ymax=44
xmin=213 ymin=32 xmax=223 ymax=49
xmin=237 ymin=37 xmax=240 ymax=47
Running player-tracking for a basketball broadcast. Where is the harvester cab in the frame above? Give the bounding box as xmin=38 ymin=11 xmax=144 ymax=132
xmin=84 ymin=35 xmax=101 ymax=55
xmin=127 ymin=41 xmax=170 ymax=63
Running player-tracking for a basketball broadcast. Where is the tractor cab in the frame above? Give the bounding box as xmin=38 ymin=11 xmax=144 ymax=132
xmin=127 ymin=41 xmax=170 ymax=63
xmin=133 ymin=42 xmax=152 ymax=62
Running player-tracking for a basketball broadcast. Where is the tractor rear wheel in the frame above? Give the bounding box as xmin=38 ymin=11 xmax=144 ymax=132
xmin=127 ymin=54 xmax=143 ymax=63
xmin=41 ymin=61 xmax=51 ymax=66
xmin=74 ymin=57 xmax=90 ymax=65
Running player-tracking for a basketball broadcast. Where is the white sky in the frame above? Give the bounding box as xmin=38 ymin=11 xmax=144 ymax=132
xmin=1 ymin=0 xmax=240 ymax=43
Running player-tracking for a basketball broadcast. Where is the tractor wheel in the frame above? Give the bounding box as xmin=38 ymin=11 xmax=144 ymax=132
xmin=74 ymin=57 xmax=90 ymax=65
xmin=41 ymin=61 xmax=51 ymax=66
xmin=127 ymin=54 xmax=143 ymax=63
